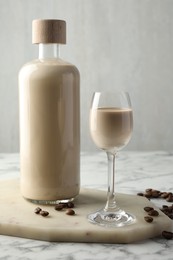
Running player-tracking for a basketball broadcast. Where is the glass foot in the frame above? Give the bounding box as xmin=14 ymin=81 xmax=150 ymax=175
xmin=87 ymin=208 xmax=136 ymax=228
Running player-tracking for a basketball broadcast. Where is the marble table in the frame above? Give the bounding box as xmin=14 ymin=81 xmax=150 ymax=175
xmin=0 ymin=151 xmax=173 ymax=260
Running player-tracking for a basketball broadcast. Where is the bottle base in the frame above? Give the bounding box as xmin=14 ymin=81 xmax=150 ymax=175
xmin=24 ymin=197 xmax=74 ymax=205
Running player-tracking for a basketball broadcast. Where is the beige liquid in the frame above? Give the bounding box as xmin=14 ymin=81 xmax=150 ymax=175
xmin=90 ymin=107 xmax=133 ymax=151
xmin=19 ymin=59 xmax=80 ymax=201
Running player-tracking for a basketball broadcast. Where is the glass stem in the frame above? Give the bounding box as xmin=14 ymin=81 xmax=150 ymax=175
xmin=104 ymin=152 xmax=119 ymax=212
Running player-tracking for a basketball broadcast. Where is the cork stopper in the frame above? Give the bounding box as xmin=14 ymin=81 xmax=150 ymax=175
xmin=32 ymin=19 xmax=66 ymax=44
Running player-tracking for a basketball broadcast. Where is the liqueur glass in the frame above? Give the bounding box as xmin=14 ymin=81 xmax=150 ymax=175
xmin=87 ymin=91 xmax=136 ymax=227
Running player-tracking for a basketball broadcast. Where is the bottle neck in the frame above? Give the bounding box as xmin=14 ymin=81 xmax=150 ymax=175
xmin=38 ymin=43 xmax=60 ymax=59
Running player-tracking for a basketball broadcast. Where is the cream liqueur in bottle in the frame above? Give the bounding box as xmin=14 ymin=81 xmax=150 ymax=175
xmin=19 ymin=19 xmax=80 ymax=203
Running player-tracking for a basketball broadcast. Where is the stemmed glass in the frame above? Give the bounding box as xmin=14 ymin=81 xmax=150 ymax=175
xmin=87 ymin=91 xmax=136 ymax=227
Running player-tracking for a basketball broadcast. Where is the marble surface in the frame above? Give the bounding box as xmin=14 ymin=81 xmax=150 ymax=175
xmin=0 ymin=151 xmax=173 ymax=259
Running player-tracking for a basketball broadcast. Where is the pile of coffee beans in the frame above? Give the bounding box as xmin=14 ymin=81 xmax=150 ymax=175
xmin=137 ymin=188 xmax=173 ymax=202
xmin=34 ymin=202 xmax=76 ymax=218
xmin=137 ymin=188 xmax=173 ymax=240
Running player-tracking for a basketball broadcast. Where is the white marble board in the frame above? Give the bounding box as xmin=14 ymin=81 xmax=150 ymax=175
xmin=0 ymin=179 xmax=172 ymax=244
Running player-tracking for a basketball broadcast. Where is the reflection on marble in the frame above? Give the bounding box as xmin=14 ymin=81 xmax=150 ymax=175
xmin=0 ymin=151 xmax=173 ymax=260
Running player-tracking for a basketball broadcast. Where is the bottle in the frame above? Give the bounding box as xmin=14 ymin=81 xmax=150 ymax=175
xmin=19 ymin=19 xmax=80 ymax=204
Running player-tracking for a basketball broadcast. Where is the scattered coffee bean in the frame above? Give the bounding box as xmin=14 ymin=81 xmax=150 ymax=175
xmin=59 ymin=202 xmax=75 ymax=208
xmin=67 ymin=202 xmax=74 ymax=208
xmin=168 ymin=214 xmax=173 ymax=219
xmin=152 ymin=189 xmax=160 ymax=193
xmin=145 ymin=188 xmax=152 ymax=193
xmin=145 ymin=190 xmax=159 ymax=198
xmin=66 ymin=209 xmax=75 ymax=215
xmin=34 ymin=207 xmax=42 ymax=214
xmin=137 ymin=192 xmax=144 ymax=196
xmin=144 ymin=206 xmax=154 ymax=212
xmin=162 ymin=205 xmax=169 ymax=209
xmin=144 ymin=216 xmax=153 ymax=223
xmin=144 ymin=194 xmax=151 ymax=199
xmin=166 ymin=207 xmax=172 ymax=213
xmin=161 ymin=192 xmax=169 ymax=199
xmin=162 ymin=231 xmax=173 ymax=240
xmin=148 ymin=209 xmax=159 ymax=217
xmin=152 ymin=190 xmax=160 ymax=198
xmin=59 ymin=203 xmax=68 ymax=208
xmin=166 ymin=194 xmax=173 ymax=202
xmin=54 ymin=204 xmax=64 ymax=211
xmin=40 ymin=210 xmax=49 ymax=217
xmin=55 ymin=201 xmax=75 ymax=210
xmin=160 ymin=204 xmax=173 ymax=219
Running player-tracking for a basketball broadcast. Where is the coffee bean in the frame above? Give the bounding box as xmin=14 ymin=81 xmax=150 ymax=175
xmin=34 ymin=207 xmax=42 ymax=214
xmin=67 ymin=202 xmax=74 ymax=208
xmin=162 ymin=231 xmax=173 ymax=240
xmin=152 ymin=191 xmax=160 ymax=198
xmin=145 ymin=188 xmax=152 ymax=193
xmin=40 ymin=210 xmax=49 ymax=217
xmin=144 ymin=191 xmax=152 ymax=198
xmin=137 ymin=192 xmax=144 ymax=196
xmin=54 ymin=204 xmax=64 ymax=211
xmin=144 ymin=216 xmax=153 ymax=223
xmin=59 ymin=203 xmax=68 ymax=208
xmin=162 ymin=205 xmax=169 ymax=209
xmin=162 ymin=210 xmax=173 ymax=219
xmin=166 ymin=195 xmax=173 ymax=202
xmin=160 ymin=192 xmax=169 ymax=199
xmin=166 ymin=207 xmax=172 ymax=213
xmin=144 ymin=206 xmax=154 ymax=212
xmin=152 ymin=189 xmax=160 ymax=193
xmin=168 ymin=213 xmax=173 ymax=219
xmin=66 ymin=209 xmax=75 ymax=215
xmin=148 ymin=209 xmax=159 ymax=216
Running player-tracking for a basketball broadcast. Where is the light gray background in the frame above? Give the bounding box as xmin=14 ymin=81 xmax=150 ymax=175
xmin=0 ymin=0 xmax=173 ymax=152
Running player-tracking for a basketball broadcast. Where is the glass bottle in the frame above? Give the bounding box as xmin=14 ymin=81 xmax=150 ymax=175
xmin=19 ymin=19 xmax=80 ymax=204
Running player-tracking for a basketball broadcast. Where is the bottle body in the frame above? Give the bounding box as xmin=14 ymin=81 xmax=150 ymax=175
xmin=19 ymin=58 xmax=80 ymax=202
